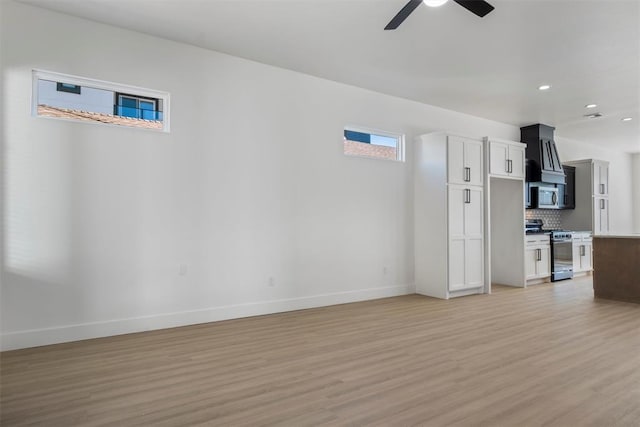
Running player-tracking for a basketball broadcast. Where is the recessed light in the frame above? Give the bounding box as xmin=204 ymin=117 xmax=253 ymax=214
xmin=538 ymin=84 xmax=551 ymax=91
xmin=584 ymin=113 xmax=602 ymax=119
xmin=585 ymin=104 xmax=597 ymax=109
xmin=622 ymin=117 xmax=633 ymax=121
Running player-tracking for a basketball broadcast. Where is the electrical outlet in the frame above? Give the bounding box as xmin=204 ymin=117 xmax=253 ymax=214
xmin=383 ymin=266 xmax=388 ymax=276
xmin=268 ymin=277 xmax=275 ymax=287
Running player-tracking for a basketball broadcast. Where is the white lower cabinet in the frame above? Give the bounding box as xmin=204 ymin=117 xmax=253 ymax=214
xmin=572 ymin=232 xmax=593 ymax=275
xmin=525 ymin=235 xmax=551 ymax=282
xmin=593 ymin=197 xmax=609 ymax=235
xmin=448 ymin=186 xmax=484 ymax=291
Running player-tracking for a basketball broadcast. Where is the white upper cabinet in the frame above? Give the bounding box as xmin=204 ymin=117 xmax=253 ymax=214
xmin=592 ymin=160 xmax=609 ymax=196
xmin=509 ymin=144 xmax=525 ymax=179
xmin=448 ymin=136 xmax=483 ymax=186
xmin=486 ymin=138 xmax=526 ymax=179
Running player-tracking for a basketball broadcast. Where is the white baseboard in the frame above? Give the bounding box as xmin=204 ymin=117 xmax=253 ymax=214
xmin=1 ymin=284 xmax=414 ymax=351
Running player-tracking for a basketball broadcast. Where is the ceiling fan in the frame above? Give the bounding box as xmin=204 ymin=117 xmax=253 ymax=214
xmin=385 ymin=0 xmax=495 ymax=30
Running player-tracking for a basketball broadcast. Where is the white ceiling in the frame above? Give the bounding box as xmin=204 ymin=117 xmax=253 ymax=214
xmin=22 ymin=0 xmax=640 ymax=153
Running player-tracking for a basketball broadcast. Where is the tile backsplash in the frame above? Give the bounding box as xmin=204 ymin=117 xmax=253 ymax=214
xmin=525 ymin=209 xmax=562 ymax=230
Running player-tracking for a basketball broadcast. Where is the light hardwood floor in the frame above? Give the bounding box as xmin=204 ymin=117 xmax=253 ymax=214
xmin=1 ymin=276 xmax=639 ymax=426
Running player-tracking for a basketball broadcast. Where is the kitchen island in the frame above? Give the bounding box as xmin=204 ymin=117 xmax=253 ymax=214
xmin=593 ymin=235 xmax=640 ymax=304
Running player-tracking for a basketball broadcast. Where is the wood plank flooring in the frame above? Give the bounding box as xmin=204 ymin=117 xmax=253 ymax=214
xmin=1 ymin=276 xmax=639 ymax=426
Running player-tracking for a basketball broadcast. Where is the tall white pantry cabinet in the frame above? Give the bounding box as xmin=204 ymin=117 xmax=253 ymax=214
xmin=562 ymin=159 xmax=610 ymax=235
xmin=415 ymin=133 xmax=484 ymax=299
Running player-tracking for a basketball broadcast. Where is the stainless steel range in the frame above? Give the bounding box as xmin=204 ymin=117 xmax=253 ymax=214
xmin=525 ymin=219 xmax=574 ymax=282
xmin=550 ymin=230 xmax=573 ymax=281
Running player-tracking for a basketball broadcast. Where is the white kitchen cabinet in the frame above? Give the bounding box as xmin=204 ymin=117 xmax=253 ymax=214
xmin=447 ymin=135 xmax=483 ymax=186
xmin=485 ymin=138 xmax=526 ymax=179
xmin=593 ymin=197 xmax=609 ymax=235
xmin=562 ymin=159 xmax=610 ymax=235
xmin=592 ymin=160 xmax=609 ymax=196
xmin=525 ymin=235 xmax=551 ymax=282
xmin=448 ymin=186 xmax=484 ymax=291
xmin=572 ymin=232 xmax=593 ymax=275
xmin=415 ymin=133 xmax=485 ymax=299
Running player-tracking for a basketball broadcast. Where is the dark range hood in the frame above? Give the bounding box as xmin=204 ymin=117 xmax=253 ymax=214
xmin=521 ymin=123 xmax=565 ymax=185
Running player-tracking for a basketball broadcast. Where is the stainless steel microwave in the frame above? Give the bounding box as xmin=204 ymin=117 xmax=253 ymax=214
xmin=531 ymin=186 xmax=559 ymax=209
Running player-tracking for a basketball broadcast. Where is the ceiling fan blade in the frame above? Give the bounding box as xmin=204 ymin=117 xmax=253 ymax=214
xmin=453 ymin=0 xmax=495 ymax=17
xmin=385 ymin=0 xmax=423 ymax=30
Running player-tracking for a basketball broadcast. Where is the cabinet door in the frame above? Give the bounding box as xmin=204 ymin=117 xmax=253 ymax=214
xmin=600 ymin=199 xmax=609 ymax=234
xmin=465 ymin=238 xmax=484 ymax=289
xmin=490 ymin=142 xmax=509 ymax=177
xmin=593 ymin=197 xmax=609 ymax=235
xmin=563 ymin=166 xmax=576 ymax=209
xmin=581 ymin=243 xmax=593 ymax=271
xmin=465 ymin=140 xmax=483 ymax=186
xmin=593 ymin=162 xmax=609 ymax=196
xmin=465 ymin=187 xmax=483 ymax=237
xmin=508 ymin=145 xmax=525 ymax=179
xmin=448 ymin=239 xmax=466 ymax=291
xmin=538 ymin=246 xmax=551 ymax=277
xmin=448 ymin=187 xmax=465 ymax=238
xmin=525 ymin=247 xmax=538 ymax=279
xmin=572 ymin=243 xmax=582 ymax=273
xmin=448 ymin=186 xmax=483 ymax=291
xmin=447 ymin=136 xmax=466 ymax=185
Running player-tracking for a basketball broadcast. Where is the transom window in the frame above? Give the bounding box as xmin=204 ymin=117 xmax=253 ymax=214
xmin=32 ymin=69 xmax=170 ymax=132
xmin=343 ymin=126 xmax=404 ymax=161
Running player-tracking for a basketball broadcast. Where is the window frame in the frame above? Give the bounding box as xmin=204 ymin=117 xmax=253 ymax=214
xmin=343 ymin=125 xmax=405 ymax=162
xmin=32 ymin=69 xmax=171 ymax=132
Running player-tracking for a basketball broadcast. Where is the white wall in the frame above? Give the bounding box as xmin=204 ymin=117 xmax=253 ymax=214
xmin=0 ymin=1 xmax=521 ymax=350
xmin=555 ymin=136 xmax=635 ymax=234
xmin=633 ymin=153 xmax=640 ymax=233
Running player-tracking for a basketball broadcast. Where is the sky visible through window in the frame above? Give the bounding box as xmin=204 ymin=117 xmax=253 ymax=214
xmin=370 ymin=134 xmax=397 ymax=147
xmin=344 ymin=129 xmax=398 ymax=147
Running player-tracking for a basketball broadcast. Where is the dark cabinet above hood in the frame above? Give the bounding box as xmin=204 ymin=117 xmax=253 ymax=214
xmin=521 ymin=123 xmax=565 ymax=185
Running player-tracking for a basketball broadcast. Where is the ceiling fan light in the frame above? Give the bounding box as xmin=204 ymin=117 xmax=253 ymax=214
xmin=423 ymin=0 xmax=448 ymax=7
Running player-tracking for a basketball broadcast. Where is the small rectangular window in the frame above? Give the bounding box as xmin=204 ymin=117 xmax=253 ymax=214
xmin=56 ymin=82 xmax=81 ymax=94
xmin=343 ymin=126 xmax=404 ymax=161
xmin=33 ymin=70 xmax=170 ymax=132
